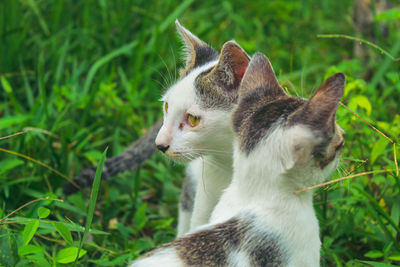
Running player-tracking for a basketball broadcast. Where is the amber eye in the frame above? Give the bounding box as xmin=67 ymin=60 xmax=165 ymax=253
xmin=188 ymin=114 xmax=200 ymax=127
xmin=164 ymin=102 xmax=168 ymax=113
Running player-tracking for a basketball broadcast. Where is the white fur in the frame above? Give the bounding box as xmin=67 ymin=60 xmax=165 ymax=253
xmin=176 ymin=205 xmax=192 ymax=235
xmin=210 ymin=125 xmax=340 ymax=266
xmin=132 ymin=123 xmax=341 ymax=266
xmin=155 ymin=61 xmax=236 ymax=237
xmin=129 ymin=247 xmax=183 ymax=267
xmin=227 ymin=250 xmax=251 ymax=267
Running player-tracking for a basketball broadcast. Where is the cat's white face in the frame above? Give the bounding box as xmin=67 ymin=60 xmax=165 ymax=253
xmin=155 ymin=62 xmax=234 ymax=162
xmin=154 ymin=21 xmax=249 ymax=162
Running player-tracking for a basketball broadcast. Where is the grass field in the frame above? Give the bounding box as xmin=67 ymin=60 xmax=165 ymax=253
xmin=1 ymin=0 xmax=399 ymax=266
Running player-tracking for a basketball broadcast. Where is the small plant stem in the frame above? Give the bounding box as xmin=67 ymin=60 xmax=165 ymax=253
xmin=0 ymin=198 xmax=63 ymax=223
xmin=294 ymin=170 xmax=392 ymax=194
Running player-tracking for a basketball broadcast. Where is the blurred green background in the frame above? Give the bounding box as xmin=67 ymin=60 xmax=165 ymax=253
xmin=1 ymin=0 xmax=399 ymax=266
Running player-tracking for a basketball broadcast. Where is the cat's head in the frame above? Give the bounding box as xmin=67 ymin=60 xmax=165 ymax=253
xmin=155 ymin=21 xmax=249 ymax=161
xmin=233 ymin=53 xmax=345 ymax=188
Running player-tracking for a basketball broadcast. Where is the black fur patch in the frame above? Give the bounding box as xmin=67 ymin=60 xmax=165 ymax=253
xmin=137 ymin=215 xmax=286 ymax=266
xmin=192 ymin=45 xmax=219 ymax=71
xmin=173 ymin=218 xmax=244 ymax=266
xmin=233 ymin=96 xmax=306 ymax=154
xmin=180 ymin=46 xmax=219 ymax=78
xmin=166 ymin=216 xmax=285 ymax=266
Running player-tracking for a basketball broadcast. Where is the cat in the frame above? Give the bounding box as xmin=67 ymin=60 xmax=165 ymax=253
xmin=64 ymin=21 xmax=250 ymax=238
xmin=129 ymin=52 xmax=345 ymax=267
xmin=155 ymin=20 xmax=249 ymax=236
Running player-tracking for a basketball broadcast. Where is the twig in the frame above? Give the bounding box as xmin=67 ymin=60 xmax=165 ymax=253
xmin=0 ymin=128 xmax=59 ymax=142
xmin=0 ymin=147 xmax=80 ymax=190
xmin=317 ymin=34 xmax=400 ymax=61
xmin=0 ymin=198 xmax=63 ymax=223
xmin=0 ymin=131 xmax=27 ymax=141
xmin=23 ymin=127 xmax=59 ymax=138
xmin=294 ymin=170 xmax=391 ymax=194
xmin=394 ymin=143 xmax=399 ymax=177
xmin=339 ymin=102 xmax=393 ymax=143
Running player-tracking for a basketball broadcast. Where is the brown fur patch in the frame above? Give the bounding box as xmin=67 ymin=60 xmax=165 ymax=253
xmin=137 ymin=216 xmax=286 ymax=266
xmin=194 ymin=41 xmax=250 ymax=109
xmin=170 ymin=216 xmax=284 ymax=266
xmin=233 ymin=95 xmax=306 ymax=154
xmin=233 ymin=53 xmax=345 ymax=170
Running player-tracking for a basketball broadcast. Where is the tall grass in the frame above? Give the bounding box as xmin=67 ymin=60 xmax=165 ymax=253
xmin=0 ymin=0 xmax=399 ymax=266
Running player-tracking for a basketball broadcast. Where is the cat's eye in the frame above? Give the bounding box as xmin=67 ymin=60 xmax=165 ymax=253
xmin=164 ymin=102 xmax=168 ymax=113
xmin=187 ymin=114 xmax=200 ymax=127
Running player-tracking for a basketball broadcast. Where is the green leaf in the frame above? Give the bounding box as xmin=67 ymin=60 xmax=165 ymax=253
xmin=83 ymin=150 xmax=104 ymax=164
xmin=390 ymin=201 xmax=400 ymax=237
xmin=388 ymin=252 xmax=400 ymax=261
xmin=364 ymin=250 xmax=384 ymax=259
xmin=0 ymin=115 xmax=29 ymax=130
xmin=1 ymin=76 xmax=13 ymax=93
xmin=6 ymin=217 xmax=109 ymax=235
xmin=0 ymin=159 xmax=24 ymax=175
xmin=75 ymin=147 xmax=107 ymax=264
xmin=23 ymin=220 xmax=39 ymax=245
xmin=370 ymin=137 xmax=389 ymax=164
xmin=26 ymin=254 xmax=50 ymax=267
xmin=56 ymin=247 xmax=87 ymax=264
xmin=53 ymin=222 xmax=73 ymax=245
xmin=361 ymin=261 xmax=399 ymax=267
xmin=0 ymin=228 xmax=19 ymax=267
xmin=18 ymin=244 xmax=43 ymax=256
xmin=37 ymin=207 xmax=50 ymax=219
xmin=348 ymin=95 xmax=372 ymax=116
xmin=134 ymin=203 xmax=147 ymax=231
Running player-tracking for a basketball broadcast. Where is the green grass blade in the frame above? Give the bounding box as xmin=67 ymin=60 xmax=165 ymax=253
xmin=82 ymin=41 xmax=138 ymax=95
xmin=74 ymin=147 xmax=108 ymax=265
xmin=159 ymin=0 xmax=195 ymax=32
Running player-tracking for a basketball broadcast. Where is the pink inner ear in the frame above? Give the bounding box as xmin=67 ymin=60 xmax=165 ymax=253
xmin=234 ymin=62 xmax=249 ymax=82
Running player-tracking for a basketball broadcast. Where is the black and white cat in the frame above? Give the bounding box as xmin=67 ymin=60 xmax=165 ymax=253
xmin=130 ymin=53 xmax=345 ymax=267
xmin=155 ymin=21 xmax=249 ymax=236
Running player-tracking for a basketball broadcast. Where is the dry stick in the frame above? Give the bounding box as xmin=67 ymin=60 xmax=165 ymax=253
xmin=317 ymin=34 xmax=400 ymax=61
xmin=0 ymin=131 xmax=27 ymax=141
xmin=294 ymin=170 xmax=391 ymax=195
xmin=23 ymin=127 xmax=59 ymax=138
xmin=0 ymin=198 xmax=63 ymax=223
xmin=0 ymin=147 xmax=80 ymax=190
xmin=394 ymin=143 xmax=399 ymax=177
xmin=339 ymin=102 xmax=393 ymax=143
xmin=0 ymin=128 xmax=59 ymax=142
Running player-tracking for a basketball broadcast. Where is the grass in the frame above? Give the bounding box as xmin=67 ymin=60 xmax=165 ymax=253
xmin=0 ymin=0 xmax=399 ymax=266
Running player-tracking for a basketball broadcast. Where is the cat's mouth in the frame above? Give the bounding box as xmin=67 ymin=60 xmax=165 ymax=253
xmin=165 ymin=150 xmax=193 ymax=163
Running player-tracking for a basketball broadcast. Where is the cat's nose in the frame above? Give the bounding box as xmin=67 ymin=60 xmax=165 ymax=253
xmin=156 ymin=144 xmax=170 ymax=153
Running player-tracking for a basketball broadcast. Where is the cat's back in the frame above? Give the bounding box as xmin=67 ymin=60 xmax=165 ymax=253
xmin=131 ymin=215 xmax=287 ymax=267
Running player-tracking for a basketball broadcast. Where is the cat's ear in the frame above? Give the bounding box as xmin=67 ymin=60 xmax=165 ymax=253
xmin=175 ymin=20 xmax=219 ymax=77
xmin=203 ymin=40 xmax=250 ymax=92
xmin=238 ymin=52 xmax=286 ymax=100
xmin=293 ymin=73 xmax=345 ymax=133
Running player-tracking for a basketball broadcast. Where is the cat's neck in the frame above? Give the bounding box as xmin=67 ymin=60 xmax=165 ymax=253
xmin=196 ymin=151 xmax=234 ymax=182
xmin=230 ymin=136 xmax=314 ymax=205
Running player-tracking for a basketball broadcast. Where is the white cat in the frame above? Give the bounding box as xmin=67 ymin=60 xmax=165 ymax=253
xmin=131 ymin=53 xmax=345 ymax=267
xmin=155 ymin=20 xmax=249 ymax=236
